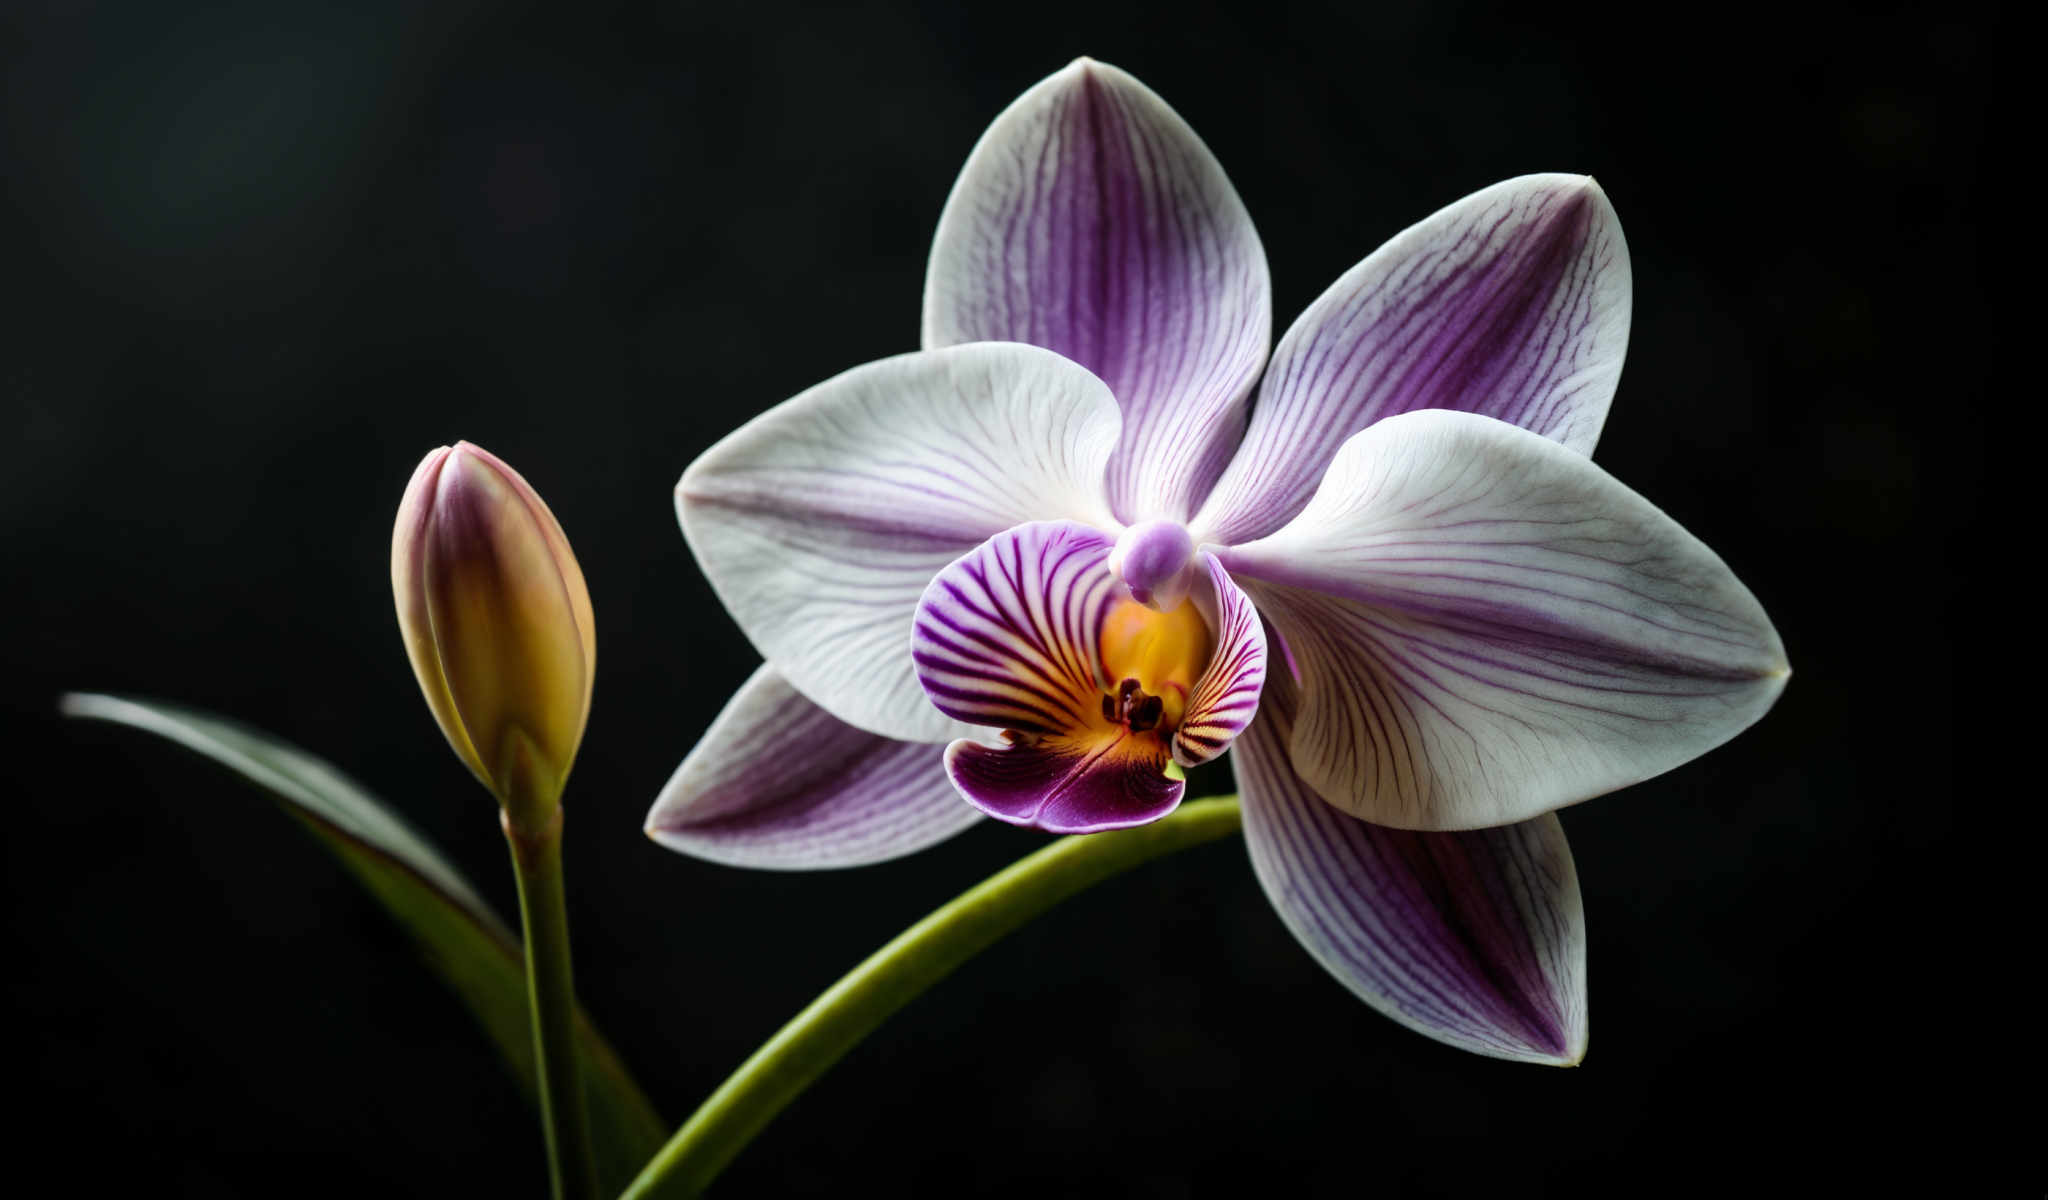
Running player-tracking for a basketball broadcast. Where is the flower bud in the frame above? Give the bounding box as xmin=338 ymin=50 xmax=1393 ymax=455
xmin=392 ymin=442 xmax=594 ymax=828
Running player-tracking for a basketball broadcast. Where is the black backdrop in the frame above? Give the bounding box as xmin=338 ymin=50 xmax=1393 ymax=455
xmin=4 ymin=1 xmax=1995 ymax=1195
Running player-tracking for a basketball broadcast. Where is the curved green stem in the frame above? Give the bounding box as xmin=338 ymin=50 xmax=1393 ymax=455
xmin=508 ymin=812 xmax=599 ymax=1200
xmin=621 ymin=795 xmax=1244 ymax=1199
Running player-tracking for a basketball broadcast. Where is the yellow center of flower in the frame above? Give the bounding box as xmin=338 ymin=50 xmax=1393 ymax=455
xmin=1096 ymin=597 xmax=1213 ymax=734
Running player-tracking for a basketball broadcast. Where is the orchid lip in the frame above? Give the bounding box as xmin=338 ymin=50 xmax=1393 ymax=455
xmin=909 ymin=522 xmax=1264 ymax=833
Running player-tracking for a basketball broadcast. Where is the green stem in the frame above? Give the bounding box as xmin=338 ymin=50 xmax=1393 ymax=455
xmin=621 ymin=795 xmax=1244 ymax=1199
xmin=508 ymin=812 xmax=600 ymax=1200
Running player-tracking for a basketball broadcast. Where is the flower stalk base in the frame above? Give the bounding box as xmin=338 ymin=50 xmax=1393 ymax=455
xmin=507 ymin=808 xmax=599 ymax=1200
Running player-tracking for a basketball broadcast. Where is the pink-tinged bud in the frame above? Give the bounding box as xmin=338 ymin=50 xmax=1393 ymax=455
xmin=392 ymin=442 xmax=595 ymax=827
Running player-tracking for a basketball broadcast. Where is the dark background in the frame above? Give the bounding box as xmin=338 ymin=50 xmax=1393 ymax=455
xmin=3 ymin=0 xmax=1994 ymax=1195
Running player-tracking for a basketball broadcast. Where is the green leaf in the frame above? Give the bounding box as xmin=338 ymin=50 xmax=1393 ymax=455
xmin=61 ymin=692 xmax=667 ymax=1192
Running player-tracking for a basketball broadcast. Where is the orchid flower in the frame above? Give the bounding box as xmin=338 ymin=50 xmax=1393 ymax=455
xmin=649 ymin=60 xmax=1787 ymax=1064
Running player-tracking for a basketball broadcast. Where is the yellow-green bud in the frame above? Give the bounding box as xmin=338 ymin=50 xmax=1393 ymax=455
xmin=391 ymin=442 xmax=595 ymax=829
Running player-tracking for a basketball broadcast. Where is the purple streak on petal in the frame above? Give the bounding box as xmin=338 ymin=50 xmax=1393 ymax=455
xmin=1238 ymin=669 xmax=1586 ymax=1064
xmin=677 ymin=343 xmax=1122 ymax=744
xmin=945 ymin=735 xmax=1183 ymax=834
xmin=1197 ymin=175 xmax=1629 ymax=546
xmin=912 ymin=521 xmax=1186 ymax=832
xmin=911 ymin=521 xmax=1119 ymax=735
xmin=1171 ymin=554 xmax=1266 ymax=768
xmin=1219 ymin=410 xmax=1787 ymax=831
xmin=923 ymin=59 xmax=1271 ymax=524
xmin=645 ymin=666 xmax=977 ymax=871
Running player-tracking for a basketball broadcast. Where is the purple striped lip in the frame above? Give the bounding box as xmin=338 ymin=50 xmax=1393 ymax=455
xmin=910 ymin=521 xmax=1268 ymax=832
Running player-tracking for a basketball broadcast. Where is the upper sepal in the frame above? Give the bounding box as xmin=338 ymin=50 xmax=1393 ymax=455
xmin=923 ymin=58 xmax=1271 ymax=524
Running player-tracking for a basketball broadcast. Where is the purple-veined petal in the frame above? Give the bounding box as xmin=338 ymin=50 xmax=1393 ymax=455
xmin=1172 ymin=554 xmax=1266 ymax=768
xmin=1195 ymin=175 xmax=1629 ymax=546
xmin=922 ymin=58 xmax=1271 ymax=526
xmin=1239 ymin=666 xmax=1586 ymax=1064
xmin=912 ymin=521 xmax=1184 ymax=833
xmin=1219 ymin=409 xmax=1788 ymax=831
xmin=945 ymin=735 xmax=1183 ymax=835
xmin=678 ymin=343 xmax=1122 ymax=743
xmin=644 ymin=665 xmax=977 ymax=870
xmin=912 ymin=520 xmax=1118 ymax=736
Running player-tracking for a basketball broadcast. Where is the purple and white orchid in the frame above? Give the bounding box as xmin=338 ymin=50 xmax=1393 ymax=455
xmin=648 ymin=60 xmax=1787 ymax=1064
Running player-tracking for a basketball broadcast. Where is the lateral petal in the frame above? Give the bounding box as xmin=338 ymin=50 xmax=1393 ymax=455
xmin=645 ymin=666 xmax=977 ymax=870
xmin=1239 ymin=667 xmax=1587 ymax=1064
xmin=678 ymin=343 xmax=1121 ymax=743
xmin=1197 ymin=175 xmax=1629 ymax=545
xmin=923 ymin=58 xmax=1270 ymax=525
xmin=1220 ymin=410 xmax=1787 ymax=831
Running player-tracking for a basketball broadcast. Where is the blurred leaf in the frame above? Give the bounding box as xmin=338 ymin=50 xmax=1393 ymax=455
xmin=61 ymin=692 xmax=666 ymax=1191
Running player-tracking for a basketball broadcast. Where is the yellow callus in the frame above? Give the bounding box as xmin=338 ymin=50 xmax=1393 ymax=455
xmin=1098 ymin=597 xmax=1213 ymax=732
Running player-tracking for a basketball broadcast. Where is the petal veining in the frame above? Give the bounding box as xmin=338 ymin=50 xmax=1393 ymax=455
xmin=912 ymin=521 xmax=1120 ymax=737
xmin=1196 ymin=175 xmax=1629 ymax=546
xmin=1172 ymin=554 xmax=1266 ymax=769
xmin=678 ymin=343 xmax=1122 ymax=743
xmin=945 ymin=735 xmax=1183 ymax=834
xmin=912 ymin=521 xmax=1189 ymax=832
xmin=1219 ymin=410 xmax=1787 ymax=831
xmin=645 ymin=666 xmax=977 ymax=870
xmin=1238 ymin=666 xmax=1587 ymax=1064
xmin=922 ymin=58 xmax=1271 ymax=526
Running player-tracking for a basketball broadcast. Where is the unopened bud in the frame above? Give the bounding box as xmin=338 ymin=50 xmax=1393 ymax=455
xmin=392 ymin=442 xmax=594 ymax=828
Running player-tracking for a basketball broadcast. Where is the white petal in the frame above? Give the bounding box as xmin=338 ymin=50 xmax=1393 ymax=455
xmin=1238 ymin=668 xmax=1587 ymax=1064
xmin=1220 ymin=410 xmax=1787 ymax=830
xmin=646 ymin=666 xmax=976 ymax=870
xmin=679 ymin=343 xmax=1121 ymax=742
xmin=1195 ymin=175 xmax=1629 ymax=546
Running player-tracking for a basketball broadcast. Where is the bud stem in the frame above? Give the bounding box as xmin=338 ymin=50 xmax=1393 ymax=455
xmin=506 ymin=809 xmax=599 ymax=1200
